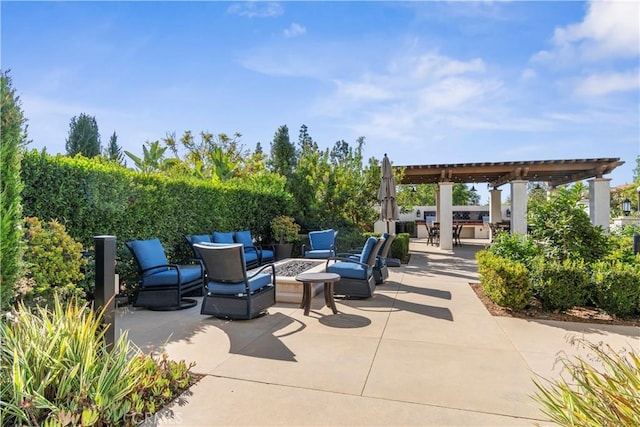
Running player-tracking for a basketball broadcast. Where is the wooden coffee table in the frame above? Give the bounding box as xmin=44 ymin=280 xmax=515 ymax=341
xmin=295 ymin=272 xmax=340 ymax=316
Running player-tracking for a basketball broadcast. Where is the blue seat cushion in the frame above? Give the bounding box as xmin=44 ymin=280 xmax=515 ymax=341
xmin=261 ymin=249 xmax=275 ymax=261
xmin=327 ymin=262 xmax=370 ymax=280
xmin=206 ymin=273 xmax=272 ymax=295
xmin=309 ymin=229 xmax=335 ymax=250
xmin=212 ymin=231 xmax=234 ymax=244
xmin=234 ymin=230 xmax=254 ymax=248
xmin=359 ymin=236 xmax=379 ymax=264
xmin=142 ymin=264 xmax=203 ymax=287
xmin=128 ymin=238 xmax=169 ymax=276
xmin=305 ymin=249 xmax=334 ymax=259
xmin=244 ymin=251 xmax=259 ymax=265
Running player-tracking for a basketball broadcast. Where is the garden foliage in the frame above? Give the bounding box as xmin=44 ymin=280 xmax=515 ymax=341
xmin=476 ymin=251 xmax=531 ymax=310
xmin=20 ymin=217 xmax=87 ymax=307
xmin=0 ymin=296 xmax=196 ymax=426
xmin=477 ymin=184 xmax=640 ymax=317
xmin=0 ymin=72 xmax=27 ymax=311
xmin=534 ymin=338 xmax=640 ymax=427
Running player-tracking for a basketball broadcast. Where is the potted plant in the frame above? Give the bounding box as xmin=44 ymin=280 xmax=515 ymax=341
xmin=271 ymin=215 xmax=300 ymax=260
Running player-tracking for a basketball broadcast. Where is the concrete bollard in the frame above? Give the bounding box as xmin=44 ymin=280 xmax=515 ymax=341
xmin=94 ymin=235 xmax=116 ymax=348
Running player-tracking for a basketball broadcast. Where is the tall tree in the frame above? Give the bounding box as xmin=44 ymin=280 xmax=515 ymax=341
xmin=65 ymin=113 xmax=101 ymax=157
xmin=1 ymin=71 xmax=28 ymax=310
xmin=104 ymin=131 xmax=125 ymax=164
xmin=269 ymin=125 xmax=296 ymax=178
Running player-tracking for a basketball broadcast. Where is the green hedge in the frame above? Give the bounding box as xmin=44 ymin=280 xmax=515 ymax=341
xmin=532 ymin=258 xmax=590 ymax=311
xmin=390 ymin=233 xmax=410 ymax=260
xmin=592 ymin=261 xmax=640 ymax=316
xmin=476 ymin=250 xmax=531 ymax=310
xmin=21 ymin=151 xmax=293 ymax=286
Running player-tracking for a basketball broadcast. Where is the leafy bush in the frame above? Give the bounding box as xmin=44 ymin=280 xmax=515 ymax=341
xmin=528 ymin=183 xmax=610 ymax=263
xmin=0 ymin=296 xmax=195 ymax=426
xmin=486 ymin=232 xmax=542 ymax=269
xmin=390 ymin=233 xmax=410 ymax=261
xmin=476 ymin=250 xmax=531 ymax=310
xmin=533 ymin=337 xmax=640 ymax=427
xmin=531 ymin=258 xmax=590 ymax=311
xmin=20 ymin=217 xmax=87 ymax=307
xmin=592 ymin=261 xmax=640 ymax=317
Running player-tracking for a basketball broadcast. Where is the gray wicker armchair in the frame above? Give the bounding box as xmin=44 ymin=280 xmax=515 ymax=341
xmin=195 ymin=243 xmax=276 ymax=320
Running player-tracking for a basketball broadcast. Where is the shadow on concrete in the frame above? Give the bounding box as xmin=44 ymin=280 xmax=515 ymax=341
xmin=319 ymin=313 xmax=372 ymax=328
xmin=214 ymin=312 xmax=306 ymax=362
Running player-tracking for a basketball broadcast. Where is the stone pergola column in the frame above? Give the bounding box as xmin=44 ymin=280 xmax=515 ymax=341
xmin=438 ymin=181 xmax=454 ymax=250
xmin=588 ymin=178 xmax=611 ymax=233
xmin=435 ymin=188 xmax=441 ymax=222
xmin=510 ymin=180 xmax=528 ymax=235
xmin=489 ymin=188 xmax=502 ymax=239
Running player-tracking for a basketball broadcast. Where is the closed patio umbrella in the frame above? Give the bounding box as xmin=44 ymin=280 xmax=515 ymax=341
xmin=378 ymin=153 xmax=399 ymax=233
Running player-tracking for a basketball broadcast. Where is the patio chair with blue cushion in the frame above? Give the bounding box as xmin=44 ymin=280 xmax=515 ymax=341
xmin=195 ymin=243 xmax=276 ymax=320
xmin=302 ymin=229 xmax=338 ymax=259
xmin=126 ymin=238 xmax=205 ymax=311
xmin=234 ymin=230 xmax=275 ymax=265
xmin=374 ymin=233 xmax=395 ymax=284
xmin=213 ymin=231 xmax=260 ymax=269
xmin=326 ymin=236 xmax=385 ymax=298
xmin=184 ymin=234 xmax=213 ymax=259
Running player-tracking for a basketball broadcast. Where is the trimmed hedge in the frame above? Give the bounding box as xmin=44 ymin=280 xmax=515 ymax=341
xmin=592 ymin=261 xmax=640 ymax=316
xmin=532 ymin=258 xmax=590 ymax=311
xmin=476 ymin=250 xmax=531 ymax=310
xmin=21 ymin=151 xmax=293 ymax=287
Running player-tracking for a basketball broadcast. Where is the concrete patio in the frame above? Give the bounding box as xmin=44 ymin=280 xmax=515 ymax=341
xmin=117 ymin=238 xmax=640 ymax=426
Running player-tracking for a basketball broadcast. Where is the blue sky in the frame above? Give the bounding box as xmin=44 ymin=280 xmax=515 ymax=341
xmin=2 ymin=1 xmax=639 ymax=201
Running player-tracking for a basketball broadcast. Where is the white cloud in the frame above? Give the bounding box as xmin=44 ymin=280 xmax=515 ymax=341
xmin=534 ymin=0 xmax=640 ymax=64
xmin=283 ymin=23 xmax=306 ymax=38
xmin=520 ymin=68 xmax=537 ymax=80
xmin=575 ymin=69 xmax=640 ymax=96
xmin=227 ymin=2 xmax=283 ymax=18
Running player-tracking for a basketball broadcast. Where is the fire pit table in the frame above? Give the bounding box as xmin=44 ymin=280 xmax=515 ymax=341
xmin=261 ymin=258 xmax=326 ymax=303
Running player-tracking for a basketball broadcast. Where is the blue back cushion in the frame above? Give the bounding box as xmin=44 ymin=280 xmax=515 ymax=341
xmin=359 ymin=237 xmax=378 ymax=264
xmin=128 ymin=239 xmax=168 ymax=276
xmin=234 ymin=230 xmax=254 ymax=248
xmin=309 ymin=229 xmax=335 ymax=250
xmin=212 ymin=231 xmax=234 ymax=244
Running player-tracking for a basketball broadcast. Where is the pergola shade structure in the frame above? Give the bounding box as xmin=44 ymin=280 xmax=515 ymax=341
xmin=398 ymin=158 xmax=623 ymax=189
xmin=394 ymin=158 xmax=624 ymax=250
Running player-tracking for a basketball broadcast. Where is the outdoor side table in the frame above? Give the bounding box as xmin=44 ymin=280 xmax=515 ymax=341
xmin=295 ymin=272 xmax=340 ymax=316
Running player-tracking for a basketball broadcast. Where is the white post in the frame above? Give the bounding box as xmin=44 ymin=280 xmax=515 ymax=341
xmin=438 ymin=182 xmax=454 ymax=250
xmin=589 ymin=178 xmax=611 ymax=233
xmin=510 ymin=180 xmax=528 ymax=235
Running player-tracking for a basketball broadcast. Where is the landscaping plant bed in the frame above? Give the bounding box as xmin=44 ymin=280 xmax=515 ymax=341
xmin=469 ymin=282 xmax=640 ymax=327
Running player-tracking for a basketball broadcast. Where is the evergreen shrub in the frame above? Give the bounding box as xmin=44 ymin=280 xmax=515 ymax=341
xmin=20 ymin=216 xmax=87 ymax=307
xmin=531 ymin=258 xmax=590 ymax=311
xmin=592 ymin=261 xmax=640 ymax=317
xmin=476 ymin=250 xmax=531 ymax=310
xmin=390 ymin=233 xmax=410 ymax=261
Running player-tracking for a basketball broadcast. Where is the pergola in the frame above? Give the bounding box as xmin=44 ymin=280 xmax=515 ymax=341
xmin=394 ymin=158 xmax=624 ymax=250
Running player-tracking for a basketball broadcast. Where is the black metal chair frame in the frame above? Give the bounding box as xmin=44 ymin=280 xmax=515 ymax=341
xmin=195 ymin=243 xmax=276 ymax=320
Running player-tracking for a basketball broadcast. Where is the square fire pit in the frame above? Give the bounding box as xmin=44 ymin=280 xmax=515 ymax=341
xmin=269 ymin=258 xmax=326 ymax=303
